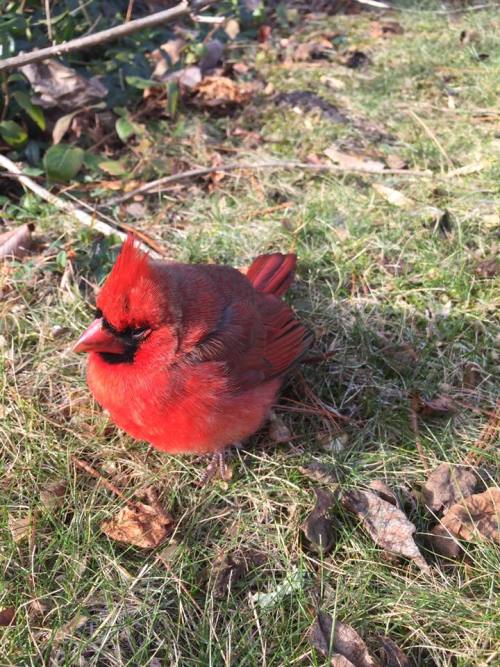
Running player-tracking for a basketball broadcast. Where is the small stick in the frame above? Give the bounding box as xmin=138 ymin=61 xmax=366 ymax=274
xmin=0 ymin=153 xmax=161 ymax=258
xmin=73 ymin=457 xmax=127 ymax=500
xmin=0 ymin=1 xmax=217 ymax=72
xmin=106 ymin=160 xmax=434 ymax=206
xmin=409 ymin=398 xmax=431 ymax=473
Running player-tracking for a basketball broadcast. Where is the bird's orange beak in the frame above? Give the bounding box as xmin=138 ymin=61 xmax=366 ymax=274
xmin=73 ymin=318 xmax=127 ymax=354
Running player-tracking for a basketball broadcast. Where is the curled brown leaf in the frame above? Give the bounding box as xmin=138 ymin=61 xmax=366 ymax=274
xmin=422 ymin=463 xmax=478 ymax=513
xmin=302 ymin=488 xmax=336 ymax=554
xmin=440 ymin=487 xmax=500 ymax=544
xmin=309 ymin=611 xmax=379 ymax=667
xmin=0 ymin=223 xmax=34 ymax=260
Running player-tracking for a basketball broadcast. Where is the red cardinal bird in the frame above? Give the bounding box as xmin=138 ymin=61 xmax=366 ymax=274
xmin=75 ymin=235 xmax=312 ymax=478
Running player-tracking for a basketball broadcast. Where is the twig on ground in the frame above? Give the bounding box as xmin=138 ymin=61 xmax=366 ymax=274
xmin=0 ymin=1 xmax=216 ymax=72
xmin=106 ymin=160 xmax=433 ymax=206
xmin=409 ymin=397 xmax=431 ymax=473
xmin=73 ymin=457 xmax=127 ymax=500
xmin=0 ymin=154 xmax=161 ymax=257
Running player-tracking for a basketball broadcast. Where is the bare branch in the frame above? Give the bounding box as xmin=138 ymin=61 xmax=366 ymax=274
xmin=0 ymin=154 xmax=161 ymax=257
xmin=106 ymin=160 xmax=434 ymax=206
xmin=0 ymin=1 xmax=217 ymax=72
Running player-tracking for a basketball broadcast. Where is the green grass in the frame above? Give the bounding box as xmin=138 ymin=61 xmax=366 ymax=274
xmin=1 ymin=4 xmax=499 ymax=666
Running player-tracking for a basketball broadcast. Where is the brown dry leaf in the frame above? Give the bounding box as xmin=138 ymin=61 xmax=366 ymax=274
xmin=378 ymin=636 xmax=410 ymax=667
xmin=8 ymin=512 xmax=32 ymax=543
xmin=372 ymin=184 xmax=414 ymax=209
xmin=325 ymin=145 xmax=385 ymax=172
xmin=475 ymin=257 xmax=498 ymax=278
xmin=422 ymin=463 xmax=478 ymax=513
xmin=20 ymin=59 xmax=107 ymax=111
xmin=440 ymin=488 xmax=500 ymax=544
xmin=101 ymin=489 xmax=173 ymax=549
xmin=370 ymin=21 xmax=404 ymax=39
xmin=224 ymin=18 xmax=240 ymax=40
xmin=40 ymin=480 xmax=68 ymax=511
xmin=212 ymin=549 xmax=266 ymax=598
xmin=268 ymin=412 xmax=291 ymax=442
xmin=385 ymin=154 xmax=407 ymax=170
xmin=428 ymin=523 xmax=463 ymax=559
xmin=309 ymin=611 xmax=379 ymax=666
xmin=193 ymin=76 xmax=256 ymax=107
xmin=0 ymin=223 xmax=34 ymax=260
xmin=342 ymin=489 xmax=429 ymax=571
xmin=0 ymin=607 xmax=16 ymax=626
xmin=150 ymin=38 xmax=186 ymax=79
xmin=369 ymin=480 xmax=399 ymax=508
xmin=53 ymin=613 xmax=89 ymax=644
xmin=332 ymin=656 xmax=356 ymax=667
xmin=302 ymin=488 xmax=336 ymax=553
xmin=412 ymin=393 xmax=456 ymax=418
xmin=299 ymin=463 xmax=341 ymax=486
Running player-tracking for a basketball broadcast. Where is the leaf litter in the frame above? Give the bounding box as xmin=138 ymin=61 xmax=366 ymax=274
xmin=342 ymin=489 xmax=429 ymax=571
xmin=422 ymin=463 xmax=478 ymax=513
xmin=0 ymin=223 xmax=34 ymax=260
xmin=309 ymin=611 xmax=379 ymax=667
xmin=302 ymin=487 xmax=336 ymax=553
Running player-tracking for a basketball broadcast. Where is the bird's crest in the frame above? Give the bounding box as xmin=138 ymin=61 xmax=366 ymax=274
xmin=96 ymin=234 xmax=163 ymax=331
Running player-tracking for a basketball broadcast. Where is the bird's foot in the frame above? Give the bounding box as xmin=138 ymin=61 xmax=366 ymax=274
xmin=197 ymin=449 xmax=234 ymax=487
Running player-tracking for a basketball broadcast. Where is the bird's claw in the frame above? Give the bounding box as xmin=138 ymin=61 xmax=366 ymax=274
xmin=197 ymin=450 xmax=232 ymax=487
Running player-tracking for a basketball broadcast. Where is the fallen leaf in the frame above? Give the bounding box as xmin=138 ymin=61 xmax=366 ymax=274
xmin=321 ymin=75 xmax=346 ymax=90
xmin=460 ymin=30 xmax=480 ymax=46
xmin=268 ymin=412 xmax=291 ymax=442
xmin=150 ymin=38 xmax=186 ymax=79
xmin=299 ymin=463 xmax=341 ymax=486
xmin=125 ymin=202 xmax=147 ymax=218
xmin=343 ymin=50 xmax=371 ymax=69
xmin=447 ymin=161 xmax=486 ymax=177
xmin=332 ymin=656 xmax=356 ymax=667
xmin=40 ymin=480 xmax=67 ymax=511
xmin=8 ymin=512 xmax=32 ymax=543
xmin=0 ymin=223 xmax=34 ymax=260
xmin=53 ymin=613 xmax=89 ymax=644
xmin=0 ymin=607 xmax=16 ymax=626
xmin=440 ymin=488 xmax=500 ymax=544
xmin=258 ymin=25 xmax=272 ymax=44
xmin=378 ymin=636 xmax=410 ymax=667
xmin=370 ymin=21 xmax=404 ymax=39
xmin=225 ymin=18 xmax=240 ymax=40
xmin=369 ymin=480 xmax=399 ymax=507
xmin=325 ymin=145 xmax=385 ymax=172
xmin=372 ymin=184 xmax=414 ymax=209
xmin=475 ymin=257 xmax=498 ymax=278
xmin=212 ymin=552 xmax=247 ymax=598
xmin=428 ymin=523 xmax=463 ymax=559
xmin=385 ymin=154 xmax=407 ymax=170
xmin=249 ymin=567 xmax=303 ymax=608
xmin=302 ymin=488 xmax=336 ymax=553
xmin=422 ymin=463 xmax=478 ymax=513
xmin=20 ymin=59 xmax=107 ymax=111
xmin=101 ymin=489 xmax=173 ymax=549
xmin=411 ymin=393 xmax=456 ymax=418
xmin=342 ymin=489 xmax=429 ymax=571
xmin=309 ymin=611 xmax=379 ymax=666
xmin=200 ymin=39 xmax=225 ymax=73
xmin=193 ymin=76 xmax=256 ymax=108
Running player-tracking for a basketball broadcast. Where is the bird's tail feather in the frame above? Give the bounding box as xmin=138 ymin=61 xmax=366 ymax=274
xmin=246 ymin=253 xmax=297 ymax=298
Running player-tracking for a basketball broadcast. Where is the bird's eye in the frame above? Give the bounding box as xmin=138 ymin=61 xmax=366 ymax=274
xmin=130 ymin=327 xmax=150 ymax=340
xmin=95 ymin=308 xmax=103 ymax=319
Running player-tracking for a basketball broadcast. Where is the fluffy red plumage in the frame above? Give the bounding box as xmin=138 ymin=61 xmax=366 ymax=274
xmin=75 ymin=235 xmax=312 ymax=455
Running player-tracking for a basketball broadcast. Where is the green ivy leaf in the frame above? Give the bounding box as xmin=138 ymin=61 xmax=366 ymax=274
xmin=115 ymin=117 xmax=136 ymax=143
xmin=0 ymin=120 xmax=28 ymax=148
xmin=99 ymin=159 xmax=127 ymax=176
xmin=43 ymin=144 xmax=85 ymax=182
xmin=12 ymin=91 xmax=46 ymax=130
